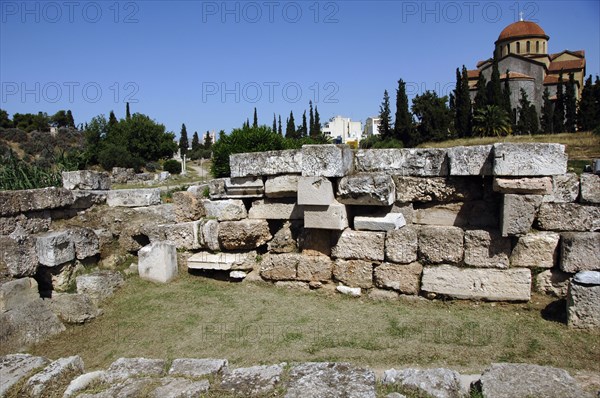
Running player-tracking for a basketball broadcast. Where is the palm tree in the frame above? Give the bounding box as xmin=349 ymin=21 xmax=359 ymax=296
xmin=473 ymin=105 xmax=512 ymax=137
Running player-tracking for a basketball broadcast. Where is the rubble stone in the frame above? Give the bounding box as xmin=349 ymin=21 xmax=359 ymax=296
xmin=393 ymin=176 xmax=481 ymax=202
xmin=337 ymin=173 xmax=395 ymax=206
xmin=374 ymin=262 xmax=422 ymax=294
xmin=580 ymin=173 xmax=600 ymax=203
xmin=218 ymin=220 xmax=272 ymax=250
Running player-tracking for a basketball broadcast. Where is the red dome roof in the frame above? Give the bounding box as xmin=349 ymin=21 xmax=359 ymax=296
xmin=497 ymin=21 xmax=548 ymax=42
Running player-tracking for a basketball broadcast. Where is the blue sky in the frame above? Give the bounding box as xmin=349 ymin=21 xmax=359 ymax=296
xmin=1 ymin=0 xmax=599 ymax=137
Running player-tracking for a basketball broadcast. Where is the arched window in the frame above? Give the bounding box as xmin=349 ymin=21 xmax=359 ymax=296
xmin=527 ymin=41 xmax=531 ymax=53
xmin=517 ymin=42 xmax=521 ymax=54
xmin=536 ymin=41 xmax=540 ymax=53
xmin=507 ymin=43 xmax=511 ymax=54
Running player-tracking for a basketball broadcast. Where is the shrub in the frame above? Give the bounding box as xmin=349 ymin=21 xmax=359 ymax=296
xmin=145 ymin=161 xmax=160 ymax=172
xmin=163 ymin=159 xmax=182 ymax=174
xmin=98 ymin=144 xmax=144 ymax=171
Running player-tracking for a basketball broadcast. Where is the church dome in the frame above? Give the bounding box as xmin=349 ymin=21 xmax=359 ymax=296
xmin=496 ymin=21 xmax=548 ymax=43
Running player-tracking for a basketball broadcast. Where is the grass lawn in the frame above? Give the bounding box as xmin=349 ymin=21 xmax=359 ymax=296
xmin=28 ymin=270 xmax=600 ymax=375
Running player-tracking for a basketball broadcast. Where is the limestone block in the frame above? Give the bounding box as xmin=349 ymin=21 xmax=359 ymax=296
xmin=22 ymin=356 xmax=84 ymax=398
xmin=230 ymin=149 xmax=302 ymax=177
xmin=336 ymin=285 xmax=361 ymax=297
xmin=464 ymin=230 xmax=511 ymax=269
xmin=138 ymin=242 xmax=178 ymax=283
xmin=385 ymin=226 xmax=418 ymax=264
xmin=382 ymin=368 xmax=462 ymax=398
xmin=259 ymin=253 xmax=298 ymax=281
xmin=493 ymin=143 xmax=568 ymax=176
xmin=337 ymin=173 xmax=395 ymax=206
xmin=188 ymin=251 xmax=254 ymax=271
xmin=393 ymin=176 xmax=481 ymax=202
xmin=36 ymin=231 xmax=75 ymax=267
xmin=535 ymin=268 xmax=571 ymax=298
xmin=268 ymin=221 xmax=300 ymax=254
xmin=333 ymin=259 xmax=374 ymax=288
xmin=0 ymin=231 xmax=38 ymax=277
xmin=285 ymin=362 xmax=376 ymax=398
xmin=391 ymin=203 xmax=415 ymax=224
xmin=0 ymin=354 xmax=50 ymax=397
xmin=568 ymin=274 xmax=600 ymax=329
xmin=265 ymin=175 xmax=299 ymax=198
xmin=374 ymin=262 xmax=422 ymax=294
xmin=304 ymin=202 xmax=349 ymax=230
xmin=154 ymin=221 xmax=202 ymax=250
xmin=248 ymin=199 xmax=304 ymax=220
xmin=421 ymin=265 xmax=531 ymax=301
xmin=76 ymin=270 xmax=124 ymax=304
xmin=225 ymin=177 xmax=264 ymax=197
xmin=0 ymin=277 xmax=39 ymax=312
xmin=418 ymin=226 xmax=464 ymax=264
xmin=510 ymin=232 xmax=560 ymax=268
xmin=580 ymin=173 xmax=600 ymax=203
xmin=69 ymin=227 xmax=100 ymax=260
xmin=543 ymin=173 xmax=580 ymax=203
xmin=168 ymin=358 xmax=228 ymax=378
xmin=501 ymin=194 xmax=543 ymax=236
xmin=47 ymin=293 xmax=101 ymax=324
xmin=493 ymin=177 xmax=552 ymax=194
xmin=447 ymin=145 xmax=493 ymax=175
xmin=355 ymin=148 xmax=448 ymax=176
xmin=220 ymin=363 xmax=285 ymax=396
xmin=0 ymin=187 xmax=74 ymax=216
xmin=297 ymin=176 xmax=335 ymax=205
xmin=71 ymin=190 xmax=109 ymax=209
xmin=300 ymin=228 xmax=333 ymax=256
xmin=200 ymin=219 xmax=220 ymax=251
xmin=218 ymin=220 xmax=272 ymax=250
xmin=560 ymin=232 xmax=600 ymax=273
xmin=202 ymin=199 xmax=247 ymax=221
xmin=537 ymin=203 xmax=600 ymax=232
xmin=62 ymin=170 xmax=111 ymax=190
xmin=106 ymin=189 xmax=161 ymax=207
xmin=296 ymin=255 xmax=333 ymax=282
xmin=0 ymin=212 xmax=51 ymax=235
xmin=104 ymin=357 xmax=166 ymax=383
xmin=331 ymin=229 xmax=385 ymax=261
xmin=172 ymin=191 xmax=205 ymax=222
xmin=302 ymin=144 xmax=354 ymax=177
xmin=354 ymin=213 xmax=406 ymax=232
xmin=414 ymin=201 xmax=498 ymax=228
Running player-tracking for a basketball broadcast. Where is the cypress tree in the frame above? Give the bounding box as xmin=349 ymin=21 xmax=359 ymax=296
xmin=516 ymin=89 xmax=538 ymax=135
xmin=578 ymin=75 xmax=600 ymax=131
xmin=541 ymin=87 xmax=554 ymax=134
xmin=379 ymin=90 xmax=392 ymax=140
xmin=108 ymin=111 xmax=118 ymax=129
xmin=66 ymin=110 xmax=75 ymax=128
xmin=301 ymin=111 xmax=307 ymax=137
xmin=272 ymin=113 xmax=277 ymax=133
xmin=278 ymin=115 xmax=282 ymax=135
xmin=503 ymin=70 xmax=513 ymax=120
xmin=461 ymin=66 xmax=472 ymax=136
xmin=191 ymin=131 xmax=200 ymax=151
xmin=253 ymin=107 xmax=258 ymax=128
xmin=126 ymin=102 xmax=131 ymax=120
xmin=554 ymin=70 xmax=565 ymax=133
xmin=314 ymin=107 xmax=321 ymax=135
xmin=565 ymin=73 xmax=577 ymax=132
xmin=286 ymin=111 xmax=296 ymax=138
xmin=394 ymin=79 xmax=412 ymax=144
xmin=179 ymin=123 xmax=189 ymax=156
xmin=454 ymin=67 xmax=472 ymax=137
xmin=309 ymin=101 xmax=315 ymax=137
xmin=486 ymin=57 xmax=503 ymax=107
xmin=204 ymin=131 xmax=213 ymax=149
xmin=474 ymin=72 xmax=487 ymax=112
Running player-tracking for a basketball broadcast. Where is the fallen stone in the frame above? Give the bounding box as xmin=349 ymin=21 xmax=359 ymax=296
xmin=265 ymin=174 xmax=299 ymax=198
xmin=537 ymin=203 xmax=600 ymax=231
xmin=501 ymin=194 xmax=543 ymax=236
xmin=0 ymin=187 xmax=74 ymax=216
xmin=543 ymin=173 xmax=580 ymax=203
xmin=104 ymin=357 xmax=166 ymax=383
xmin=259 ymin=253 xmax=299 ymax=280
xmin=374 ymin=262 xmax=422 ymax=294
xmin=0 ymin=354 xmax=50 ymax=397
xmin=297 ymin=176 xmax=335 ymax=205
xmin=202 ymin=199 xmax=247 ymax=221
xmin=168 ymin=358 xmax=228 ymax=378
xmin=414 ymin=201 xmax=498 ymax=228
xmin=493 ymin=143 xmax=568 ymax=176
xmin=510 ymin=232 xmax=560 ymax=268
xmin=304 ymin=202 xmax=349 ymax=230
xmin=493 ymin=177 xmax=553 ymax=194
xmin=479 ymin=363 xmax=591 ymax=398
xmin=220 ymin=363 xmax=285 ymax=396
xmin=382 ymin=368 xmax=462 ymax=398
xmin=230 ymin=270 xmax=247 ymax=279
xmin=355 ymin=148 xmax=448 ymax=176
xmin=106 ymin=188 xmax=161 ymax=207
xmin=151 ymin=377 xmax=210 ymax=397
xmin=573 ymin=270 xmax=600 ymax=285
xmin=296 ymin=255 xmax=333 ymax=282
xmin=268 ymin=221 xmax=300 ymax=254
xmin=355 ymin=213 xmax=406 ymax=232
xmin=285 ymin=362 xmax=376 ymax=398
xmin=368 ymin=288 xmax=400 ymax=300
xmin=393 ymin=176 xmax=481 ymax=202
xmin=0 ymin=277 xmax=39 ymax=312
xmin=69 ymin=227 xmax=100 ymax=260
xmin=76 ymin=270 xmax=124 ymax=304
xmin=568 ymin=273 xmax=600 ymax=330
xmin=47 ymin=293 xmax=101 ymax=324
xmin=333 ymin=260 xmax=374 ymax=288
xmin=200 ymin=219 xmax=220 ymax=251
xmin=418 ymin=226 xmax=464 ymax=264
xmin=36 ymin=230 xmax=75 ymax=267
xmin=22 ymin=356 xmax=84 ymax=398
xmin=63 ymin=371 xmax=107 ymax=398
xmin=0 ymin=212 xmax=51 ymax=235
xmin=447 ymin=145 xmax=493 ymax=176
xmin=332 ymin=229 xmax=385 ymax=261
xmin=249 ymin=199 xmax=304 ymax=220
xmin=154 ymin=221 xmax=202 ymax=250
xmin=188 ymin=251 xmax=254 ymax=271
xmin=302 ymin=144 xmax=354 ymax=177
xmin=580 ymin=173 xmax=600 ymax=203
xmin=62 ymin=170 xmax=111 ymax=190
xmin=385 ymin=226 xmax=418 ymax=264
xmin=535 ymin=269 xmax=571 ymax=297
xmin=337 ymin=173 xmax=395 ymax=206
xmin=559 ymin=232 xmax=600 ymax=273
xmin=421 ymin=265 xmax=531 ymax=301
xmin=230 ymin=149 xmax=302 ymax=177
xmin=172 ymin=190 xmax=205 ymax=222
xmin=138 ymin=242 xmax=178 ymax=283
xmin=336 ymin=285 xmax=361 ymax=297
xmin=218 ymin=219 xmax=272 ymax=250
xmin=464 ymin=230 xmax=511 ymax=268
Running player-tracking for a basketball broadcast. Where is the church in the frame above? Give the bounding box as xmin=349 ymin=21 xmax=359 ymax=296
xmin=467 ymin=18 xmax=586 ymax=116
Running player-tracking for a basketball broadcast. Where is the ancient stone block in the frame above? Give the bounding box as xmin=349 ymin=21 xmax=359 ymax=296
xmin=418 ymin=226 xmax=464 ymax=264
xmin=69 ymin=227 xmax=100 ymax=260
xmin=382 ymin=368 xmax=462 ymax=398
xmin=47 ymin=293 xmax=101 ymax=324
xmin=230 ymin=149 xmax=302 ymax=177
xmin=501 ymin=194 xmax=543 ymax=236
xmin=385 ymin=226 xmax=418 ymax=264
xmin=169 ymin=358 xmax=228 ymax=378
xmin=259 ymin=253 xmax=299 ymax=280
xmin=188 ymin=251 xmax=254 ymax=271
xmin=285 ymin=362 xmax=376 ymax=398
xmin=297 ymin=176 xmax=335 ymax=205
xmin=296 ymin=255 xmax=333 ymax=282
xmin=209 ymin=177 xmax=264 ymax=199
xmin=220 ymin=364 xmax=285 ymax=396
xmin=535 ymin=268 xmax=571 ymax=297
xmin=265 ymin=175 xmax=299 ymax=198
xmin=300 ymin=228 xmax=333 ymax=256
xmin=374 ymin=262 xmax=422 ymax=294
xmin=447 ymin=145 xmax=493 ymax=176
xmin=331 ymin=229 xmax=385 ymax=261
xmin=354 ymin=213 xmax=406 ymax=232
xmin=493 ymin=177 xmax=552 ymax=194
xmin=493 ymin=143 xmax=568 ymax=176
xmin=104 ymin=357 xmax=166 ymax=383
xmin=421 ymin=265 xmax=531 ymax=301
xmin=200 ymin=219 xmax=220 ymax=251
xmin=0 ymin=187 xmax=74 ymax=216
xmin=355 ymin=148 xmax=448 ymax=176
xmin=543 ymin=173 xmax=580 ymax=203
xmin=268 ymin=221 xmax=299 ymax=254
xmin=336 ymin=285 xmax=361 ymax=296
xmin=248 ymin=199 xmax=304 ymax=220
xmin=510 ymin=232 xmax=560 ymax=268
xmin=172 ymin=191 xmax=205 ymax=222
xmin=560 ymin=232 xmax=600 ymax=273
xmin=302 ymin=144 xmax=354 ymax=177
xmin=70 ymin=190 xmax=108 ymax=209
xmin=333 ymin=259 xmax=374 ymax=288
xmin=537 ymin=203 xmax=600 ymax=231
xmin=337 ymin=173 xmax=395 ymax=206
xmin=76 ymin=270 xmax=124 ymax=304
xmin=391 ymin=203 xmax=415 ymax=224
xmin=22 ymin=356 xmax=84 ymax=398
xmin=154 ymin=221 xmax=202 ymax=250
xmin=567 ymin=271 xmax=600 ymax=329
xmin=36 ymin=231 xmax=75 ymax=267
xmin=218 ymin=220 xmax=272 ymax=250
xmin=580 ymin=173 xmax=600 ymax=203
xmin=138 ymin=242 xmax=178 ymax=283
xmin=304 ymin=202 xmax=349 ymax=230
xmin=464 ymin=230 xmax=511 ymax=269
xmin=0 ymin=212 xmax=51 ymax=235
xmin=394 ymin=176 xmax=481 ymax=202
xmin=414 ymin=201 xmax=498 ymax=228
xmin=0 ymin=231 xmax=38 ymax=277
xmin=0 ymin=277 xmax=39 ymax=312
xmin=202 ymin=199 xmax=247 ymax=221
xmin=0 ymin=354 xmax=50 ymax=397
xmin=106 ymin=188 xmax=161 ymax=207
xmin=62 ymin=170 xmax=111 ymax=190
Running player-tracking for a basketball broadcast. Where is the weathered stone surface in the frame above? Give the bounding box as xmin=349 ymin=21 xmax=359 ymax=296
xmin=47 ymin=293 xmax=101 ymax=324
xmin=0 ymin=299 xmax=65 ymax=350
xmin=560 ymin=232 xmax=600 ymax=273
xmin=374 ymin=262 xmax=422 ymax=294
xmin=200 ymin=219 xmax=220 ymax=251
xmin=77 ymin=377 xmax=155 ymax=398
xmin=382 ymin=368 xmax=462 ymax=398
xmin=0 ymin=212 xmax=51 ymax=235
xmin=0 ymin=187 xmax=74 ymax=216
xmin=493 ymin=143 xmax=568 ymax=176
xmin=580 ymin=173 xmax=600 ymax=203
xmin=154 ymin=221 xmax=202 ymax=250
xmin=464 ymin=230 xmax=511 ymax=268
xmin=574 ymin=270 xmax=600 ymax=285
xmin=230 ymin=149 xmax=302 ymax=177
xmin=501 ymin=194 xmax=543 ymax=236
xmin=368 ymin=288 xmax=400 ymax=300
xmin=202 ymin=199 xmax=247 ymax=221
xmin=421 ymin=265 xmax=531 ymax=301
xmin=391 ymin=203 xmax=415 ymax=224
xmin=355 ymin=213 xmax=406 ymax=232
xmin=336 ymin=285 xmax=361 ymax=297
xmin=418 ymin=226 xmax=464 ymax=264
xmin=0 ymin=277 xmax=39 ymax=312
xmin=69 ymin=227 xmax=100 ymax=260
xmin=493 ymin=177 xmax=553 ymax=194
xmin=535 ymin=269 xmax=571 ymax=297
xmin=172 ymin=190 xmax=205 ymax=222
xmin=106 ymin=188 xmax=161 ymax=207
xmin=76 ymin=270 xmax=124 ymax=304
xmin=265 ymin=174 xmax=299 ymax=198
xmin=479 ymin=363 xmax=591 ymax=398
xmin=337 ymin=173 xmax=395 ymax=206
xmin=151 ymin=377 xmax=210 ymax=397
xmin=297 ymin=255 xmax=333 ymax=282
xmin=543 ymin=173 xmax=580 ymax=203
xmin=104 ymin=357 xmax=166 ymax=383
xmin=332 ymin=229 xmax=385 ymax=261
xmin=220 ymin=363 xmax=285 ymax=396
xmin=188 ymin=251 xmax=254 ymax=271
xmin=394 ymin=176 xmax=481 ymax=203
xmin=168 ymin=358 xmax=228 ymax=377
xmin=302 ymin=144 xmax=354 ymax=177
xmin=298 ymin=176 xmax=335 ymax=205
xmin=138 ymin=242 xmax=178 ymax=283
xmin=447 ymin=145 xmax=493 ymax=176
xmin=218 ymin=220 xmax=272 ymax=250
xmin=36 ymin=230 xmax=75 ymax=267
xmin=511 ymin=232 xmax=560 ymax=268
xmin=355 ymin=148 xmax=448 ymax=176
xmin=414 ymin=201 xmax=498 ymax=228
xmin=110 ymin=167 xmax=136 ymax=184
xmin=385 ymin=227 xmax=418 ymax=264
xmin=301 ymin=228 xmax=333 ymax=257
xmin=285 ymin=362 xmax=376 ymax=398
xmin=209 ymin=177 xmax=265 ymax=199
xmin=249 ymin=199 xmax=304 ymax=220
xmin=22 ymin=356 xmax=84 ymax=398
xmin=230 ymin=270 xmax=247 ymax=279
xmin=268 ymin=221 xmax=299 ymax=253
xmin=0 ymin=354 xmax=50 ymax=397
xmin=37 ymin=261 xmax=83 ymax=294
xmin=304 ymin=202 xmax=349 ymax=230
xmin=275 ymin=281 xmax=309 ymax=290
xmin=333 ymin=260 xmax=374 ymax=288
xmin=537 ymin=203 xmax=600 ymax=231
xmin=259 ymin=253 xmax=299 ymax=280
xmin=63 ymin=370 xmax=107 ymax=398
xmin=62 ymin=170 xmax=111 ymax=190
xmin=70 ymin=190 xmax=108 ymax=209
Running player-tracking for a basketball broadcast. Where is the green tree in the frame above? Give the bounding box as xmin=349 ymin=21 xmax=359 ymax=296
xmin=454 ymin=66 xmax=472 ymax=137
xmin=473 ymin=105 xmax=511 ymax=137
xmin=179 ymin=123 xmax=189 ymax=156
xmin=309 ymin=101 xmax=316 ymax=137
xmin=411 ymin=91 xmax=452 ymax=144
xmin=108 ymin=111 xmax=118 ymax=130
xmin=394 ymin=79 xmax=413 ymax=145
xmin=486 ymin=57 xmax=503 ymax=107
xmin=286 ymin=112 xmax=296 ymax=138
xmin=578 ymin=75 xmax=600 ymax=131
xmin=0 ymin=109 xmax=12 ymax=128
xmin=301 ymin=111 xmax=308 ymax=137
xmin=253 ymin=107 xmax=258 ymax=128
xmin=51 ymin=110 xmax=70 ymax=128
xmin=278 ymin=115 xmax=282 ymax=135
xmin=554 ymin=70 xmax=565 ymax=133
xmin=473 ymin=72 xmax=488 ymax=113
xmin=541 ymin=87 xmax=554 ymax=134
xmin=503 ymin=70 xmax=513 ymax=121
xmin=191 ymin=131 xmax=200 ymax=151
xmin=83 ymin=115 xmax=108 ymax=165
xmin=515 ymin=88 xmax=539 ymax=135
xmin=272 ymin=114 xmax=277 ymax=133
xmin=126 ymin=102 xmax=131 ymax=120
xmin=66 ymin=110 xmax=75 ymax=128
xmin=378 ymin=90 xmax=392 ymax=140
xmin=314 ymin=107 xmax=321 ymax=135
xmin=565 ymin=73 xmax=577 ymax=132
xmin=204 ymin=131 xmax=213 ymax=149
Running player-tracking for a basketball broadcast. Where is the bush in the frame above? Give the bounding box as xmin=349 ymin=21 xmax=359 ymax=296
xmin=145 ymin=161 xmax=160 ymax=172
xmin=163 ymin=159 xmax=182 ymax=174
xmin=360 ymin=136 xmax=404 ymax=149
xmin=98 ymin=144 xmax=144 ymax=171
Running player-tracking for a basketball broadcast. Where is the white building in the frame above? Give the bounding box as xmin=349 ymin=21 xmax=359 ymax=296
xmin=363 ymin=117 xmax=380 ymax=138
xmin=322 ymin=116 xmax=363 ymax=145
